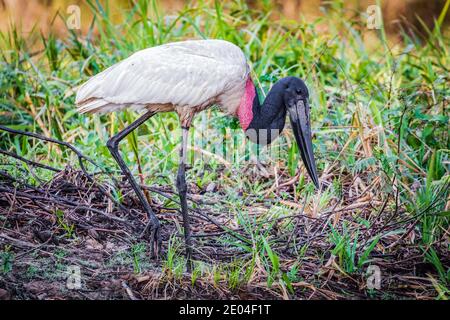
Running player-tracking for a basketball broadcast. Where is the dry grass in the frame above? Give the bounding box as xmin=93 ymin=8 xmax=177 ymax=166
xmin=0 ymin=144 xmax=447 ymax=299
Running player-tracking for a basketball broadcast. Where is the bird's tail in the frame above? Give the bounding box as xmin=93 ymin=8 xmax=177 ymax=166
xmin=75 ymin=64 xmax=121 ymax=114
xmin=76 ymin=98 xmax=116 ymax=114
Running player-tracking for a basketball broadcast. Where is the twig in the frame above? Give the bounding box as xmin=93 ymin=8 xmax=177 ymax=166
xmin=0 ymin=125 xmax=129 ymax=213
xmin=0 ymin=187 xmax=129 ymax=225
xmin=0 ymin=148 xmax=60 ymax=172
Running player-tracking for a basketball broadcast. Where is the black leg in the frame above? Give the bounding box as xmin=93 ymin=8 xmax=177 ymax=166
xmin=106 ymin=110 xmax=161 ymax=257
xmin=176 ymin=126 xmax=193 ymax=272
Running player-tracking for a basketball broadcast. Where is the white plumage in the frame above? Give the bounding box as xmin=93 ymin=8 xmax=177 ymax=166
xmin=76 ymin=39 xmax=250 ymax=119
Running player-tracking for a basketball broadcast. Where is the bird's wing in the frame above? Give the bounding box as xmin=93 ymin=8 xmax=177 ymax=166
xmin=76 ymin=40 xmax=249 ymax=114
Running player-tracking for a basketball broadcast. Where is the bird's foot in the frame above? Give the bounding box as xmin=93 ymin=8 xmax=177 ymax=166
xmin=140 ymin=217 xmax=161 ymax=259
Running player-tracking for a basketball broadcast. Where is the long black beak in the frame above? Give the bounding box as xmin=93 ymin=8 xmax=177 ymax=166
xmin=287 ymin=99 xmax=320 ymax=189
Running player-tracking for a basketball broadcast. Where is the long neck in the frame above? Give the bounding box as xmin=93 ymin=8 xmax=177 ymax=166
xmin=245 ymin=81 xmax=287 ymax=145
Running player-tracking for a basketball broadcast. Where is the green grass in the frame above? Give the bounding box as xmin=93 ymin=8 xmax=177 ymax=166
xmin=0 ymin=245 xmax=14 ymax=274
xmin=0 ymin=0 xmax=449 ymax=299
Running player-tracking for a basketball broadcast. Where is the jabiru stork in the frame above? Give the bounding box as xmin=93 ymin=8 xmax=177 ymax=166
xmin=76 ymin=39 xmax=320 ymax=270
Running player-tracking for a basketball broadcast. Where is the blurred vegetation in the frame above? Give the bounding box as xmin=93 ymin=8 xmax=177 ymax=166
xmin=1 ymin=0 xmax=449 ymax=38
xmin=0 ymin=0 xmax=449 ymax=298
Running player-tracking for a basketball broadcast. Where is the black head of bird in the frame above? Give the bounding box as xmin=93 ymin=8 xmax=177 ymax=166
xmin=244 ymin=76 xmax=320 ymax=189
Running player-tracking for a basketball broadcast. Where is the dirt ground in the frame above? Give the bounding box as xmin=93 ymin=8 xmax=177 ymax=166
xmin=1 ymin=161 xmax=447 ymax=300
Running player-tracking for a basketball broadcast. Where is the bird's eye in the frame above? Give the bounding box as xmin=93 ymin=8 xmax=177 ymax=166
xmin=296 ymin=88 xmax=302 ymax=95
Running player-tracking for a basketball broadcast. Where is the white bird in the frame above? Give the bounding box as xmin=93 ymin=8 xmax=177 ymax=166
xmin=76 ymin=39 xmax=319 ymax=270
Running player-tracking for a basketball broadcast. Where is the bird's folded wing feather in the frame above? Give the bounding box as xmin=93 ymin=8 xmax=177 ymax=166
xmin=76 ymin=40 xmax=249 ymax=114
